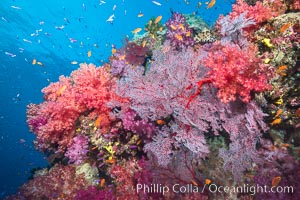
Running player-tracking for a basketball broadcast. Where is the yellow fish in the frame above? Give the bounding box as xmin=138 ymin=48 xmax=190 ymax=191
xmin=32 ymin=59 xmax=36 ymax=65
xmin=155 ymin=15 xmax=162 ymax=24
xmin=87 ymin=50 xmax=92 ymax=58
xmin=71 ymin=61 xmax=78 ymax=65
xmin=132 ymin=28 xmax=142 ymax=34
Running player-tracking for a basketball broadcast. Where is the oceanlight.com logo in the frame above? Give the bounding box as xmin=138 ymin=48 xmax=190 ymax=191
xmin=136 ymin=183 xmax=294 ymax=196
xmin=208 ymin=183 xmax=294 ymax=196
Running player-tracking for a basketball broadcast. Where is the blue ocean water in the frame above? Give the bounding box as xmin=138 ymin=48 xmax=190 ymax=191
xmin=0 ymin=0 xmax=234 ymax=198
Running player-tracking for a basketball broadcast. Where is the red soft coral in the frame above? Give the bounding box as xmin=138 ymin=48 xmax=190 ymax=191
xmin=27 ymin=63 xmax=127 ymax=151
xmin=202 ymin=44 xmax=271 ymax=103
xmin=16 ymin=165 xmax=87 ymax=200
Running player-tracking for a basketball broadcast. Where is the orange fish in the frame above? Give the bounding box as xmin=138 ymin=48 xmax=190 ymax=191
xmin=136 ymin=139 xmax=142 ymax=145
xmin=272 ymin=176 xmax=281 ymax=187
xmin=91 ymin=146 xmax=98 ymax=150
xmin=276 ymin=65 xmax=288 ymax=76
xmin=155 ymin=15 xmax=162 ymax=24
xmin=106 ymin=158 xmax=116 ymax=164
xmin=178 ymin=23 xmax=185 ymax=30
xmin=280 ymin=22 xmax=291 ymax=33
xmin=88 ymin=50 xmax=92 ymax=58
xmin=205 ymin=179 xmax=212 ymax=185
xmin=274 ymin=109 xmax=283 ymax=118
xmin=112 ymin=48 xmax=117 ymax=54
xmin=280 ymin=143 xmax=290 ymax=148
xmin=206 ymin=0 xmax=216 ymax=9
xmin=132 ymin=28 xmax=142 ymax=34
xmin=271 ymin=118 xmax=281 ymax=126
xmin=174 ymin=34 xmax=183 ymax=41
xmin=295 ymin=108 xmax=300 ymax=117
xmin=245 ymin=174 xmax=254 ymax=179
xmin=137 ymin=13 xmax=144 ymax=18
xmin=94 ymin=115 xmax=102 ymax=128
xmin=56 ymin=85 xmax=67 ymax=96
xmin=170 ymin=24 xmax=177 ymax=30
xmin=186 ymin=31 xmax=191 ymax=37
xmin=100 ymin=178 xmax=105 ymax=187
xmin=156 ymin=119 xmax=166 ymax=125
xmin=142 ymin=40 xmax=147 ymax=48
xmin=191 ymin=180 xmax=198 ymax=186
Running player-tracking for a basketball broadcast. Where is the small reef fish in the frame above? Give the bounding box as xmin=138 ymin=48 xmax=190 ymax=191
xmin=170 ymin=24 xmax=177 ymax=30
xmin=99 ymin=1 xmax=106 ymax=5
xmin=295 ymin=108 xmax=300 ymax=117
xmin=174 ymin=34 xmax=183 ymax=41
xmin=82 ymin=3 xmax=86 ymax=11
xmin=205 ymin=179 xmax=211 ymax=185
xmin=55 ymin=25 xmax=65 ymax=30
xmin=56 ymin=85 xmax=67 ymax=96
xmin=272 ymin=176 xmax=281 ymax=187
xmin=39 ymin=21 xmax=45 ymax=25
xmin=94 ymin=115 xmax=102 ymax=127
xmin=5 ymin=52 xmax=16 ymax=57
xmin=112 ymin=4 xmax=117 ymax=11
xmin=271 ymin=118 xmax=281 ymax=126
xmin=274 ymin=109 xmax=283 ymax=118
xmin=132 ymin=28 xmax=142 ymax=34
xmin=280 ymin=22 xmax=291 ymax=33
xmin=106 ymin=158 xmax=116 ymax=164
xmin=155 ymin=15 xmax=162 ymax=24
xmin=191 ymin=180 xmax=198 ymax=186
xmin=111 ymin=47 xmax=117 ymax=54
xmin=276 ymin=65 xmax=287 ymax=76
xmin=69 ymin=38 xmax=77 ymax=43
xmin=11 ymin=6 xmax=22 ymax=10
xmin=142 ymin=40 xmax=147 ymax=47
xmin=71 ymin=61 xmax=78 ymax=64
xmin=2 ymin=17 xmax=8 ymax=22
xmin=37 ymin=61 xmax=44 ymax=66
xmin=152 ymin=1 xmax=162 ymax=6
xmin=23 ymin=39 xmax=32 ymax=43
xmin=100 ymin=178 xmax=105 ymax=187
xmin=106 ymin=14 xmax=115 ymax=23
xmin=206 ymin=0 xmax=216 ymax=9
xmin=32 ymin=59 xmax=37 ymax=65
xmin=87 ymin=50 xmax=92 ymax=58
xmin=137 ymin=12 xmax=144 ymax=17
xmin=156 ymin=119 xmax=166 ymax=125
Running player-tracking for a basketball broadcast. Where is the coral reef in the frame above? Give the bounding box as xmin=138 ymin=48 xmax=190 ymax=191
xmin=8 ymin=0 xmax=300 ymax=199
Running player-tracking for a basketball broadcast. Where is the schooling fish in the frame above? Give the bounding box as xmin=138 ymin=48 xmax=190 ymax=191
xmin=152 ymin=1 xmax=162 ymax=6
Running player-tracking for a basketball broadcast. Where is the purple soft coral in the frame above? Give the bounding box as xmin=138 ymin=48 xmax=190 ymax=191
xmin=166 ymin=12 xmax=194 ymax=48
xmin=65 ymin=135 xmax=89 ymax=165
